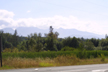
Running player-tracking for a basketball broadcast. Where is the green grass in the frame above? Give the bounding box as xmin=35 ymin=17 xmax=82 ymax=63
xmin=2 ymin=51 xmax=72 ymax=58
xmin=1 ymin=52 xmax=108 ymax=69
xmin=1 ymin=50 xmax=108 ymax=70
xmin=0 ymin=65 xmax=13 ymax=70
xmin=2 ymin=50 xmax=108 ymax=59
xmin=1 ymin=55 xmax=108 ymax=69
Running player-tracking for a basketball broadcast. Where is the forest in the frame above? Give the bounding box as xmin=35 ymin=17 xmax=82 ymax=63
xmin=0 ymin=26 xmax=108 ymax=52
xmin=1 ymin=26 xmax=108 ymax=69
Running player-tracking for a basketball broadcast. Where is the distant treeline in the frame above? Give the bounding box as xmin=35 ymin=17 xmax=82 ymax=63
xmin=0 ymin=26 xmax=108 ymax=52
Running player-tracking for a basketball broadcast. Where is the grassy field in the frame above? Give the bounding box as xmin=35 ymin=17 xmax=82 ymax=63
xmin=0 ymin=56 xmax=108 ymax=70
xmin=2 ymin=50 xmax=108 ymax=58
xmin=0 ymin=50 xmax=108 ymax=69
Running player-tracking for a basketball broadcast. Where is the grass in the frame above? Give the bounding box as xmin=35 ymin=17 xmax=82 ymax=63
xmin=2 ymin=50 xmax=108 ymax=59
xmin=0 ymin=65 xmax=13 ymax=70
xmin=39 ymin=62 xmax=54 ymax=67
xmin=0 ymin=55 xmax=108 ymax=70
xmin=1 ymin=51 xmax=108 ymax=69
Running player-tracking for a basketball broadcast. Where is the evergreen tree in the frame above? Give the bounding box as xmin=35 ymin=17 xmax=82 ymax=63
xmin=45 ymin=26 xmax=58 ymax=51
xmin=12 ymin=30 xmax=18 ymax=47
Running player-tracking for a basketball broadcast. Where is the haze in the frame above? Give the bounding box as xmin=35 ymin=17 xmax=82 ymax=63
xmin=0 ymin=0 xmax=108 ymax=35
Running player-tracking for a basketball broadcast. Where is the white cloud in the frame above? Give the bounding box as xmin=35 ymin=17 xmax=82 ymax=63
xmin=27 ymin=10 xmax=31 ymax=13
xmin=0 ymin=10 xmax=14 ymax=18
xmin=15 ymin=15 xmax=104 ymax=35
xmin=0 ymin=9 xmax=107 ymax=35
xmin=0 ymin=24 xmax=6 ymax=29
xmin=0 ymin=10 xmax=15 ymax=29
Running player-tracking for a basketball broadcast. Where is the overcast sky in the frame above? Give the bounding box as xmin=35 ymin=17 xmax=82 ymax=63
xmin=0 ymin=0 xmax=108 ymax=35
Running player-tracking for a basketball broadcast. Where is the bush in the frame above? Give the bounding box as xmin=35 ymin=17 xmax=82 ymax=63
xmin=77 ymin=50 xmax=87 ymax=59
xmin=61 ymin=46 xmax=75 ymax=51
xmin=100 ymin=54 xmax=105 ymax=62
xmin=2 ymin=51 xmax=108 ymax=59
xmin=102 ymin=46 xmax=108 ymax=50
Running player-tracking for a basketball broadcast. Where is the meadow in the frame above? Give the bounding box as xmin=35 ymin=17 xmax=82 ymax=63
xmin=1 ymin=50 xmax=108 ymax=69
xmin=2 ymin=50 xmax=108 ymax=59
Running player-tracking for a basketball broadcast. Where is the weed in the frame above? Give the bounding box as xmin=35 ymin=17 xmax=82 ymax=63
xmin=100 ymin=54 xmax=105 ymax=62
xmin=0 ymin=65 xmax=13 ymax=70
xmin=54 ymin=54 xmax=79 ymax=66
xmin=39 ymin=62 xmax=54 ymax=67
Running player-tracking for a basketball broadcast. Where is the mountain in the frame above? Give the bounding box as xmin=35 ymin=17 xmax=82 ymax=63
xmin=55 ymin=28 xmax=104 ymax=39
xmin=0 ymin=27 xmax=105 ymax=39
xmin=1 ymin=28 xmax=14 ymax=34
xmin=17 ymin=27 xmax=49 ymax=36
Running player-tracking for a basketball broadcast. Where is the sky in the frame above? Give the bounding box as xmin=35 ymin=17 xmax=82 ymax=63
xmin=0 ymin=0 xmax=108 ymax=35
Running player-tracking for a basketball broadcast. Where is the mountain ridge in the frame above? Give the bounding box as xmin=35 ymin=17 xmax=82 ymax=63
xmin=0 ymin=27 xmax=105 ymax=39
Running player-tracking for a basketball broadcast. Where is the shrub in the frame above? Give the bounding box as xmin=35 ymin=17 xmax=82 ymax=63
xmin=61 ymin=46 xmax=75 ymax=51
xmin=100 ymin=54 xmax=105 ymax=62
xmin=2 ymin=50 xmax=108 ymax=59
xmin=77 ymin=49 xmax=87 ymax=59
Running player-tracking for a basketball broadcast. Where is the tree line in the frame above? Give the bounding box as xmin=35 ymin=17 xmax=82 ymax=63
xmin=0 ymin=26 xmax=108 ymax=52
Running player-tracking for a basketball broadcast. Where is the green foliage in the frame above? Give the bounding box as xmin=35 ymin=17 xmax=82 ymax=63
xmin=100 ymin=54 xmax=105 ymax=62
xmin=28 ymin=38 xmax=36 ymax=47
xmin=62 ymin=37 xmax=79 ymax=48
xmin=84 ymin=41 xmax=95 ymax=50
xmin=77 ymin=49 xmax=87 ymax=59
xmin=17 ymin=41 xmax=27 ymax=51
xmin=62 ymin=37 xmax=71 ymax=47
xmin=0 ymin=65 xmax=13 ymax=69
xmin=45 ymin=26 xmax=58 ymax=51
xmin=98 ymin=53 xmax=105 ymax=62
xmin=56 ymin=41 xmax=63 ymax=51
xmin=78 ymin=43 xmax=84 ymax=50
xmin=5 ymin=41 xmax=12 ymax=48
xmin=90 ymin=38 xmax=99 ymax=47
xmin=12 ymin=30 xmax=19 ymax=47
xmin=35 ymin=43 xmax=43 ymax=52
xmin=1 ymin=26 xmax=108 ymax=52
xmin=2 ymin=51 xmax=108 ymax=59
xmin=61 ymin=46 xmax=75 ymax=51
xmin=100 ymin=39 xmax=108 ymax=47
xmin=45 ymin=36 xmax=57 ymax=51
xmin=70 ymin=37 xmax=79 ymax=48
xmin=3 ymin=48 xmax=19 ymax=53
xmin=102 ymin=46 xmax=108 ymax=50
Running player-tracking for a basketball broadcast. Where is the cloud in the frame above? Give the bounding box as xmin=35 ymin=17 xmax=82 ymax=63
xmin=0 ymin=10 xmax=14 ymax=18
xmin=27 ymin=10 xmax=31 ymax=13
xmin=0 ymin=10 xmax=15 ymax=29
xmin=15 ymin=15 xmax=103 ymax=35
xmin=0 ymin=9 xmax=106 ymax=35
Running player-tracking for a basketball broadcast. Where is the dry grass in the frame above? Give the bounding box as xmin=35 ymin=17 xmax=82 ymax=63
xmin=54 ymin=55 xmax=80 ymax=66
xmin=1 ymin=55 xmax=108 ymax=70
xmin=2 ymin=57 xmax=39 ymax=68
xmin=78 ymin=58 xmax=108 ymax=65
